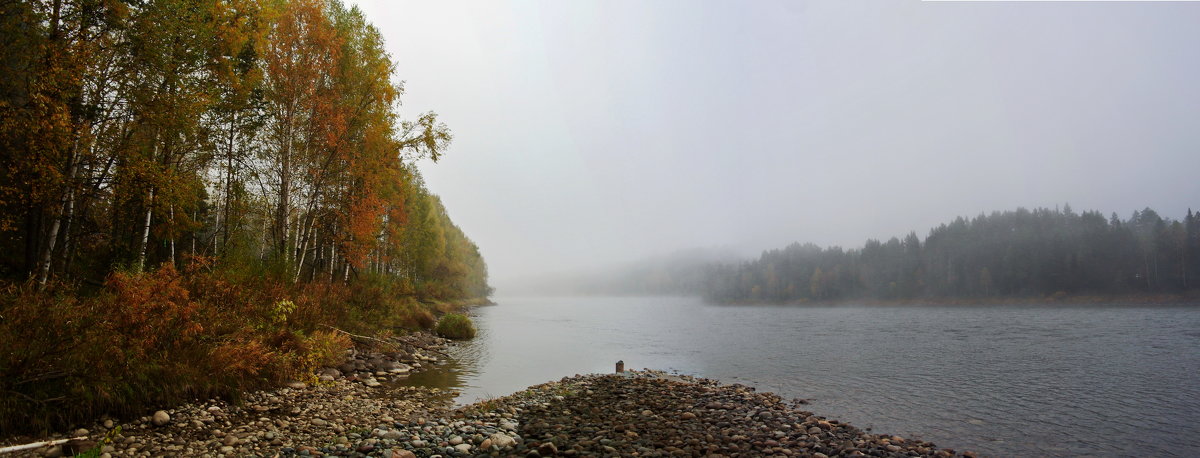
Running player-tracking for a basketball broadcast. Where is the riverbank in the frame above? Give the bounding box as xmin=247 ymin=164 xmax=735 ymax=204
xmin=0 ymin=333 xmax=456 ymax=457
xmin=6 ymin=367 xmax=974 ymax=457
xmin=0 ymin=260 xmax=491 ymax=436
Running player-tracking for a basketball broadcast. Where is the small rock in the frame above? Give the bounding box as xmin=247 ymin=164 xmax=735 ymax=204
xmin=488 ymin=432 xmax=515 ymax=449
xmin=311 ymin=418 xmax=328 ymax=426
xmin=152 ymin=410 xmax=171 ymax=427
xmin=73 ymin=428 xmax=89 ymax=436
xmin=537 ymin=441 xmax=558 ymax=456
xmin=680 ymin=412 xmax=696 ymax=420
xmin=479 ymin=438 xmax=493 ymax=449
xmin=378 ymin=430 xmax=403 ymax=440
xmin=449 ymin=435 xmax=463 ymax=445
xmin=364 ymin=378 xmax=382 ymax=388
xmin=102 ymin=419 xmax=114 ymax=429
xmin=454 ymin=443 xmax=472 ymax=453
xmin=286 ymin=381 xmax=306 ymax=389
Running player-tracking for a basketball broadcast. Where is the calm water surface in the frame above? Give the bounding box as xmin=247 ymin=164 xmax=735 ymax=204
xmin=403 ymin=296 xmax=1200 ymax=457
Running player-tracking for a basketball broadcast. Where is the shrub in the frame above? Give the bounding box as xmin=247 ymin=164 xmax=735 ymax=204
xmin=302 ymin=329 xmax=352 ymax=371
xmin=0 ymin=260 xmax=457 ymax=434
xmin=434 ymin=313 xmax=476 ymax=339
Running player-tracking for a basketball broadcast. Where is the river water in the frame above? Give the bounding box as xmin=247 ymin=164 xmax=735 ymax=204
xmin=402 ymin=296 xmax=1200 ymax=456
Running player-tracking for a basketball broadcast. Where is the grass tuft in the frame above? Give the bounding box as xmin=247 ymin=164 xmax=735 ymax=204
xmin=434 ymin=313 xmax=476 ymax=340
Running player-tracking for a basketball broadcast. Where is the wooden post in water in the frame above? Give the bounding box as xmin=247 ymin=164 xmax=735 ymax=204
xmin=615 ymin=360 xmax=625 ymax=373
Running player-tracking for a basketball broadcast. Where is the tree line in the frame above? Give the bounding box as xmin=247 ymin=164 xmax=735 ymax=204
xmin=704 ymin=206 xmax=1200 ymax=303
xmin=0 ymin=0 xmax=489 ymax=299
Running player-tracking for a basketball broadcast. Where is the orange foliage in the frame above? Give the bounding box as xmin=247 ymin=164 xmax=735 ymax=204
xmin=101 ymin=265 xmax=203 ymax=357
xmin=209 ymin=335 xmax=275 ymax=381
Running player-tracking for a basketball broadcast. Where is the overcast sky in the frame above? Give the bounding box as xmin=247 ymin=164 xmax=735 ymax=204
xmin=346 ymin=0 xmax=1200 ymax=292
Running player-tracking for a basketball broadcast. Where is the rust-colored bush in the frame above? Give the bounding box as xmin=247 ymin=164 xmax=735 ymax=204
xmin=0 ymin=283 xmax=94 ymax=433
xmin=100 ymin=265 xmax=203 ymax=358
xmin=208 ymin=335 xmax=275 ymax=385
xmin=0 ymin=261 xmax=452 ymax=435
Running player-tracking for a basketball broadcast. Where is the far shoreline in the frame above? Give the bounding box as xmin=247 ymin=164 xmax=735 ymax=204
xmin=711 ymin=292 xmax=1200 ymax=308
xmin=495 ymin=292 xmax=1200 ymax=307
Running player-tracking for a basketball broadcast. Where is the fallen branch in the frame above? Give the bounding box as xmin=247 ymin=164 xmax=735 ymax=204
xmin=0 ymin=436 xmax=86 ymax=454
xmin=320 ymin=325 xmax=448 ymax=357
xmin=321 ymin=324 xmax=396 ymax=347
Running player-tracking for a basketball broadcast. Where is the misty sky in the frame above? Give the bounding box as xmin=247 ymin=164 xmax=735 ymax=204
xmin=346 ymin=0 xmax=1200 ymax=291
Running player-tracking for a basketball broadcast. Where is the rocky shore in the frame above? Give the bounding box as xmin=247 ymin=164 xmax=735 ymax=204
xmin=326 ymin=371 xmax=974 ymax=458
xmin=449 ymin=371 xmax=975 ymax=457
xmin=1 ymin=333 xmax=456 ymax=458
xmin=6 ymin=345 xmax=974 ymax=457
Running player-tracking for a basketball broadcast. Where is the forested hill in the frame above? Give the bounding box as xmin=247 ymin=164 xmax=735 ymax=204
xmin=704 ymin=206 xmax=1200 ymax=303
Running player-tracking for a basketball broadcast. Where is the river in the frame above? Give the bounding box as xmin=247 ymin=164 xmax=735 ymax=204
xmin=401 ymin=296 xmax=1200 ymax=456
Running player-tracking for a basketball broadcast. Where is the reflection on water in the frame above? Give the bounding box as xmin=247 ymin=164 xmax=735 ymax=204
xmin=397 ymin=328 xmax=486 ymax=400
xmin=400 ymin=297 xmax=1200 ymax=456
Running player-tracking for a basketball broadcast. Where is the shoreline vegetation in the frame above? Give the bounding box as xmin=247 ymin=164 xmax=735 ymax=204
xmin=0 ymin=0 xmax=490 ymax=440
xmin=4 ymin=362 xmax=976 ymax=458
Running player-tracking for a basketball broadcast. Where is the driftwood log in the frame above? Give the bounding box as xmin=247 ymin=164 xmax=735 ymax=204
xmin=0 ymin=436 xmax=86 ymax=454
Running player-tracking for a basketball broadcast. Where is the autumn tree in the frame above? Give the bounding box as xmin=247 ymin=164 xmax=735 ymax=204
xmin=0 ymin=0 xmax=488 ymax=299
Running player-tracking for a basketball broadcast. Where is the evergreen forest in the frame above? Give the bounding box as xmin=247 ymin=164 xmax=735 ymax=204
xmin=704 ymin=206 xmax=1200 ymax=303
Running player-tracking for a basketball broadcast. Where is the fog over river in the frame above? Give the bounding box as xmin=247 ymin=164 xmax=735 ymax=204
xmin=403 ymin=297 xmax=1200 ymax=457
